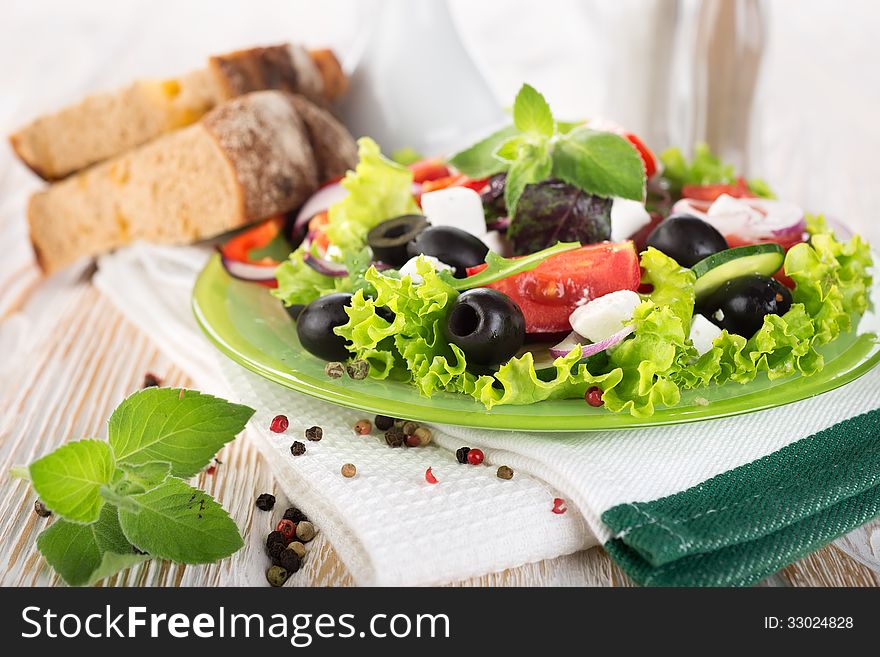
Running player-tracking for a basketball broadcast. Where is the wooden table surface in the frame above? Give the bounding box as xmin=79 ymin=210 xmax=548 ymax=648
xmin=1 ymin=0 xmax=879 ymax=587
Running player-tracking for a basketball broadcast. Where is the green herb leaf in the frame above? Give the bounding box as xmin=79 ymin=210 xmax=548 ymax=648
xmin=391 ymin=146 xmax=423 ymax=166
xmin=29 ymin=439 xmax=115 ymax=524
xmin=36 ymin=504 xmax=148 ymax=586
xmin=448 ymin=125 xmax=519 ymax=178
xmin=117 ymin=478 xmax=243 ymax=563
xmin=513 ymin=83 xmax=555 ymax=137
xmin=108 ymin=388 xmax=254 ymax=478
xmin=552 ymin=128 xmax=646 ymax=201
xmin=493 ymin=135 xmax=526 ymax=162
xmin=504 ymin=143 xmax=552 ymax=217
xmin=116 ymin=461 xmax=172 ymax=494
xmin=448 ymin=241 xmax=580 ymax=291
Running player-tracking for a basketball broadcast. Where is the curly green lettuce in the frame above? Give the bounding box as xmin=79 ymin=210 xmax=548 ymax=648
xmin=660 ymin=142 xmax=774 ymax=198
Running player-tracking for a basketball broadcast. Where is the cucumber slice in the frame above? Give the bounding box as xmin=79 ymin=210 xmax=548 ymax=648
xmin=692 ymin=243 xmax=785 ymax=302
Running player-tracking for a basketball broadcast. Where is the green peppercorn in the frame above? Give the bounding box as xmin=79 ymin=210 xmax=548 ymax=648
xmin=296 ymin=520 xmax=316 ymax=542
xmin=305 ymin=426 xmax=323 ymax=441
xmin=287 ymin=541 xmax=306 ymax=558
xmin=496 ymin=465 xmax=514 ymax=480
xmin=266 ymin=565 xmax=289 ymax=587
xmin=401 ymin=421 xmax=419 ymax=436
xmin=413 ymin=426 xmax=432 ymax=445
xmin=346 ymin=359 xmax=370 ymax=380
xmin=325 ymin=361 xmax=345 ymax=379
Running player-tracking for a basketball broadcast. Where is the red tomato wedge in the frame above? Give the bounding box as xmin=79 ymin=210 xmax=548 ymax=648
xmin=682 ymin=177 xmax=754 ymax=202
xmin=624 ymin=132 xmax=657 ymax=179
xmin=420 ymin=174 xmax=488 ymax=194
xmin=409 ymin=159 xmax=451 ymax=183
xmin=466 ymin=242 xmax=641 ymax=334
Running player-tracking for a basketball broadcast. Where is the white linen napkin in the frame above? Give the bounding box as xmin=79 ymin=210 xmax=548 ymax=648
xmin=94 ymin=242 xmax=880 ymax=585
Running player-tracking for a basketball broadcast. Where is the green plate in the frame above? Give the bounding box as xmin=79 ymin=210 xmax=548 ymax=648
xmin=193 ymin=254 xmax=880 ymax=431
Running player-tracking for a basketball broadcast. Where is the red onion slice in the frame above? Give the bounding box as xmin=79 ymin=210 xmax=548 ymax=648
xmin=549 ymin=324 xmax=635 ymax=359
xmin=303 ymin=252 xmax=349 ymax=277
xmin=674 ymin=196 xmax=805 ymax=243
xmin=292 ymin=182 xmax=348 ymax=236
xmin=219 ymin=253 xmax=278 ymax=283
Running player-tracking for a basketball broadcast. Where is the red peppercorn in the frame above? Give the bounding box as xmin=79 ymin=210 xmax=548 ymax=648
xmin=585 ymin=386 xmax=604 ymax=407
xmin=354 ymin=419 xmax=372 ymax=435
xmin=552 ymin=498 xmax=568 ymax=515
xmin=270 ymin=415 xmax=289 ymax=433
xmin=276 ymin=519 xmax=296 ymax=541
xmin=466 ymin=448 xmax=484 ymax=465
xmin=425 ymin=467 xmax=438 ymax=484
xmin=404 ymin=434 xmax=421 ymax=447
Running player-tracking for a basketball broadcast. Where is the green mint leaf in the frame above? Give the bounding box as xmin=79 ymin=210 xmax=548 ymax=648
xmin=447 ymin=241 xmax=581 ymax=291
xmin=99 ymin=485 xmax=141 ymax=514
xmin=448 ymin=125 xmax=519 ymax=178
xmin=117 ymin=477 xmax=243 ymax=563
xmin=557 ymin=119 xmax=586 ymax=134
xmin=493 ymin=135 xmax=526 ymax=162
xmin=36 ymin=504 xmax=148 ymax=586
xmin=513 ymin=83 xmax=554 ymax=137
xmin=504 ymin=143 xmax=553 ymax=216
xmin=29 ymin=439 xmax=115 ymax=524
xmin=116 ymin=461 xmax=172 ymax=494
xmin=552 ymin=128 xmax=646 ymax=201
xmin=109 ymin=388 xmax=254 ymax=478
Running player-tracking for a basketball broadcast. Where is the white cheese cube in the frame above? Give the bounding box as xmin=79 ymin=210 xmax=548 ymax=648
xmin=689 ymin=313 xmax=723 ymax=356
xmin=610 ymin=198 xmax=651 ymax=242
xmin=420 ymin=187 xmax=487 ymax=237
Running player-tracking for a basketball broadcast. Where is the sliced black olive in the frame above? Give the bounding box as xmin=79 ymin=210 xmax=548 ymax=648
xmin=646 ymin=214 xmax=728 ymax=267
xmin=296 ymin=292 xmax=353 ymax=361
xmin=367 ymin=214 xmax=430 ymax=267
xmin=444 ymin=289 xmax=526 ymax=366
xmin=699 ymin=274 xmax=792 ymax=338
xmin=406 ymin=226 xmax=489 ymax=277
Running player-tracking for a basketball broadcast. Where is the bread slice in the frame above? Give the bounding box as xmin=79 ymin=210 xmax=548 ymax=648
xmin=10 ymin=44 xmax=345 ymax=180
xmin=28 ymin=91 xmax=356 ymax=273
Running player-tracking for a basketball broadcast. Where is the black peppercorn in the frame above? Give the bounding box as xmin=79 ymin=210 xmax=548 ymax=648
xmin=374 ymin=415 xmax=395 ymax=431
xmin=255 ymin=493 xmax=276 ymax=511
xmin=267 ymin=541 xmax=286 ymax=563
xmin=266 ymin=531 xmax=287 ymax=550
xmin=283 ymin=507 xmax=308 ymax=523
xmin=305 ymin=426 xmax=323 ymax=441
xmin=290 ymin=441 xmax=306 ymax=456
xmin=346 ymin=359 xmax=370 ymax=380
xmin=277 ymin=549 xmax=301 ymax=573
xmin=33 ymin=499 xmax=51 ymax=518
xmin=385 ymin=426 xmax=405 ymax=448
xmin=456 ymin=447 xmax=471 ymax=464
xmin=142 ymin=372 xmax=162 ymax=388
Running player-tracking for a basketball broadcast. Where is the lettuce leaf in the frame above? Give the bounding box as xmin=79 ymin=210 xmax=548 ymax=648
xmin=660 ymin=143 xmax=774 ymax=198
xmin=326 ymin=137 xmax=419 ymax=252
xmin=272 ymin=249 xmax=347 ymax=306
xmin=640 ymin=247 xmax=696 ymax=329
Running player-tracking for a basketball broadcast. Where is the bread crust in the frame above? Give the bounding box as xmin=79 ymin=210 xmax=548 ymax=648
xmin=286 ymin=94 xmax=357 ymax=183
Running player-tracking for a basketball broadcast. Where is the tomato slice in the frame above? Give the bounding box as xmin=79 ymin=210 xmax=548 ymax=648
xmin=466 ymin=242 xmax=641 ymax=334
xmin=409 ymin=159 xmax=451 ymax=183
xmin=420 ymin=174 xmax=489 ymax=194
xmin=682 ymin=177 xmax=754 ymax=202
xmin=624 ymin=132 xmax=657 ymax=179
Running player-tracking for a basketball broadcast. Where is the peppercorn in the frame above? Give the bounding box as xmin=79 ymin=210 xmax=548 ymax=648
xmin=341 ymin=463 xmax=357 ymax=478
xmin=467 ymin=448 xmax=485 ymax=465
xmin=402 ymin=421 xmax=419 ymax=436
xmin=354 ymin=419 xmax=372 ymax=435
xmin=585 ymin=386 xmax=604 ymax=407
xmin=270 ymin=414 xmax=289 ymax=433
xmin=276 ymin=519 xmax=297 ymax=541
xmin=413 ymin=426 xmax=432 ymax=445
xmin=295 ymin=520 xmax=316 ymax=542
xmin=266 ymin=565 xmax=289 ymax=587
xmin=287 ymin=541 xmax=306 ymax=558
xmin=255 ymin=493 xmax=276 ymax=511
xmin=305 ymin=425 xmax=323 ymax=441
xmin=404 ymin=434 xmax=421 ymax=448
xmin=290 ymin=441 xmax=306 ymax=456
xmin=142 ymin=372 xmax=162 ymax=388
xmin=266 ymin=531 xmax=287 ymax=550
xmin=277 ymin=549 xmax=301 ymax=573
xmin=283 ymin=507 xmax=308 ymax=523
xmin=374 ymin=415 xmax=395 ymax=431
xmin=267 ymin=541 xmax=286 ymax=563
xmin=455 ymin=447 xmax=471 ymax=464
xmin=385 ymin=426 xmax=405 ymax=448
xmin=33 ymin=499 xmax=51 ymax=518
xmin=346 ymin=359 xmax=370 ymax=380
xmin=496 ymin=465 xmax=514 ymax=480
xmin=325 ymin=361 xmax=345 ymax=379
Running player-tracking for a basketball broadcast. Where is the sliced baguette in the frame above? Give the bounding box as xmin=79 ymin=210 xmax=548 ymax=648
xmin=28 ymin=91 xmax=355 ymax=274
xmin=10 ymin=44 xmax=346 ymax=180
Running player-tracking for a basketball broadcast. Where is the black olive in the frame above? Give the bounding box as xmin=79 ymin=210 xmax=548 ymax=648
xmin=375 ymin=304 xmax=395 ymax=324
xmin=699 ymin=274 xmax=792 ymax=338
xmin=285 ymin=304 xmax=306 ymax=321
xmin=646 ymin=214 xmax=729 ymax=267
xmin=367 ymin=215 xmax=430 ymax=267
xmin=406 ymin=226 xmax=489 ymax=277
xmin=296 ymin=293 xmax=353 ymax=361
xmin=444 ymin=289 xmax=526 ymax=366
